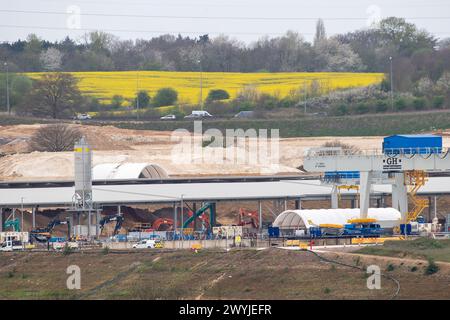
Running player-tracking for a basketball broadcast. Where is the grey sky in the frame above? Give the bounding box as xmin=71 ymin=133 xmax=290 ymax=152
xmin=1 ymin=0 xmax=450 ymax=43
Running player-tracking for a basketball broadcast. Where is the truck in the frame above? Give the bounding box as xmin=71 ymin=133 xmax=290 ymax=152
xmin=0 ymin=235 xmax=24 ymax=252
xmin=309 ymin=220 xmax=383 ymax=238
xmin=342 ymin=222 xmax=383 ymax=238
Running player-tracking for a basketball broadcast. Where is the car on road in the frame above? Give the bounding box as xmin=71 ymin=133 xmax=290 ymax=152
xmin=234 ymin=111 xmax=255 ymax=118
xmin=74 ymin=113 xmax=92 ymax=120
xmin=184 ymin=110 xmax=213 ymax=119
xmin=132 ymin=239 xmax=162 ymax=249
xmin=160 ymin=114 xmax=177 ymax=120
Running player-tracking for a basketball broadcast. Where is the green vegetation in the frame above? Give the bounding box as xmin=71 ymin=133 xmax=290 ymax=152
xmin=386 ymin=263 xmax=396 ymax=272
xmin=207 ymin=89 xmax=230 ymax=101
xmin=152 ymin=88 xmax=178 ymax=107
xmin=425 ymin=258 xmax=440 ymax=275
xmin=111 ymin=110 xmax=450 ymax=138
xmin=357 ymin=238 xmax=450 ymax=263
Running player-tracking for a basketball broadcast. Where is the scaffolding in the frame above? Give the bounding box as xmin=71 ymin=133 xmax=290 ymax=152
xmin=405 ymin=170 xmax=429 ymax=223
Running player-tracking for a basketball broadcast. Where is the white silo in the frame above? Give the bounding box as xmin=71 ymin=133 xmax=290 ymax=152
xmin=73 ymin=136 xmax=92 ymax=210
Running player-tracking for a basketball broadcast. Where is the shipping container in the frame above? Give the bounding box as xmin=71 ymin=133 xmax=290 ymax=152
xmin=383 ymin=134 xmax=442 ymax=154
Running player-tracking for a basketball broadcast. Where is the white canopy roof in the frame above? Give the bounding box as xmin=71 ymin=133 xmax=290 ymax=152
xmin=1 ymin=177 xmax=450 ymax=208
xmin=273 ymin=208 xmax=402 ymax=229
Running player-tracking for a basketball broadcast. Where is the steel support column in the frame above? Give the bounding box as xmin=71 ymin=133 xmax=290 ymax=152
xmin=331 ymin=185 xmax=339 ymax=209
xmin=359 ymin=171 xmax=372 ymax=219
xmin=258 ymin=200 xmax=262 ymax=231
xmin=32 ymin=207 xmax=36 ymax=228
xmin=392 ymin=172 xmax=408 ymax=221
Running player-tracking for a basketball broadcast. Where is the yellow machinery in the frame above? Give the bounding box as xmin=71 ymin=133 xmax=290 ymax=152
xmin=347 ymin=218 xmax=377 ymax=224
xmin=405 ymin=170 xmax=429 ymax=223
xmin=337 ymin=185 xmax=359 ymax=204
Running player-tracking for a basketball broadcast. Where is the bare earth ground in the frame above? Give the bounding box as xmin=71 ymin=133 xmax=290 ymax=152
xmin=1 ymin=248 xmax=449 ymax=300
xmin=0 ymin=123 xmax=394 ymax=180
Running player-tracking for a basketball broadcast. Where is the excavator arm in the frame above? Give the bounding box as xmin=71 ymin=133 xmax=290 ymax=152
xmin=99 ymin=215 xmax=124 ymax=236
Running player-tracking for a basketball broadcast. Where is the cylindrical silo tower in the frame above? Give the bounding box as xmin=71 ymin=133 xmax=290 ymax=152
xmin=73 ymin=137 xmax=92 ymax=210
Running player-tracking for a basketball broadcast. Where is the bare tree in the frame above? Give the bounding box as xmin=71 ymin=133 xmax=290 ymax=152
xmin=24 ymin=72 xmax=82 ymax=119
xmin=29 ymin=124 xmax=83 ymax=152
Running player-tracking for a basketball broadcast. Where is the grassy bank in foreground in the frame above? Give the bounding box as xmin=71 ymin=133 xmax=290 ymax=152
xmin=357 ymin=238 xmax=450 ymax=263
xmin=110 ymin=110 xmax=450 ymax=137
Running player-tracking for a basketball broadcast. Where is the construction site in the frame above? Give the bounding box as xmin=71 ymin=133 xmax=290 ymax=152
xmin=1 ymin=125 xmax=450 ymax=299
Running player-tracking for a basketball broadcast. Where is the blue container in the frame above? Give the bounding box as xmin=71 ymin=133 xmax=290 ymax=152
xmin=115 ymin=234 xmax=127 ymax=242
xmin=400 ymin=224 xmax=412 ymax=235
xmin=268 ymin=226 xmax=280 ymax=238
xmin=383 ymin=134 xmax=442 ymax=154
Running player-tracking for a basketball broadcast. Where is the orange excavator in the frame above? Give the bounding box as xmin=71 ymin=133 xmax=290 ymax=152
xmin=237 ymin=208 xmax=259 ymax=229
xmin=151 ymin=218 xmax=175 ymax=231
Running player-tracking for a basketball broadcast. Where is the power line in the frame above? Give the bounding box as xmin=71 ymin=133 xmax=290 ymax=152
xmin=2 ymin=9 xmax=450 ymax=21
xmin=2 ymin=24 xmax=450 ymax=38
xmin=0 ymin=24 xmax=315 ymax=36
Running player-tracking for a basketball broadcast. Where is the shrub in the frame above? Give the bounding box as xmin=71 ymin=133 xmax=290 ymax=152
xmin=380 ymin=78 xmax=391 ymax=92
xmin=336 ymin=104 xmax=348 ymax=116
xmin=375 ymin=100 xmax=389 ymax=113
xmin=136 ymin=90 xmax=151 ymax=108
xmin=207 ymin=89 xmax=230 ymax=101
xmin=153 ymin=88 xmax=178 ymax=107
xmin=141 ymin=107 xmax=160 ymax=119
xmin=424 ymin=258 xmax=439 ymax=275
xmin=321 ymin=140 xmax=361 ymax=154
xmin=256 ymin=93 xmax=279 ymax=110
xmin=62 ymin=243 xmax=74 ymax=256
xmin=394 ymin=98 xmax=407 ymax=111
xmin=29 ymin=124 xmax=83 ymax=152
xmin=355 ymin=103 xmax=370 ymax=114
xmin=386 ymin=263 xmax=395 ymax=271
xmin=111 ymin=95 xmax=125 ymax=108
xmin=413 ymin=97 xmax=427 ymax=110
xmin=205 ymin=101 xmax=229 ymax=116
xmin=432 ymin=96 xmax=445 ymax=109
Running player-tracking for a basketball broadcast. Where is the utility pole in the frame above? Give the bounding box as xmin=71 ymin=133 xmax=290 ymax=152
xmin=4 ymin=62 xmax=10 ymax=114
xmin=304 ymin=81 xmax=307 ymax=114
xmin=136 ymin=69 xmax=140 ymax=121
xmin=198 ymin=59 xmax=203 ymax=110
xmin=389 ymin=56 xmax=394 ymax=112
xmin=21 ymin=197 xmax=24 ymax=232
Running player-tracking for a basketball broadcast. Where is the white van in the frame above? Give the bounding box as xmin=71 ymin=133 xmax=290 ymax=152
xmin=184 ymin=110 xmax=213 ymax=119
xmin=0 ymin=236 xmax=23 ymax=252
xmin=132 ymin=239 xmax=159 ymax=249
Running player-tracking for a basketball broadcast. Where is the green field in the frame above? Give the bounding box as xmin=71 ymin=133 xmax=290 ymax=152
xmin=108 ymin=110 xmax=450 ymax=137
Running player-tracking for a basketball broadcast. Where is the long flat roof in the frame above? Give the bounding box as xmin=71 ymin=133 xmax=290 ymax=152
xmin=1 ymin=177 xmax=450 ymax=208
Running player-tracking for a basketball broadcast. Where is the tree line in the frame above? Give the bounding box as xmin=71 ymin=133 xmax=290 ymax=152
xmin=1 ymin=17 xmax=447 ymax=74
xmin=1 ymin=17 xmax=450 ymax=119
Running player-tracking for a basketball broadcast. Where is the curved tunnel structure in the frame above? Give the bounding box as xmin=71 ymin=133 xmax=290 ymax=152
xmin=93 ymin=163 xmax=169 ymax=180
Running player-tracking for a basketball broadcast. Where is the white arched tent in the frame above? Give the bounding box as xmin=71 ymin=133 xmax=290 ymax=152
xmin=273 ymin=208 xmax=402 ymax=231
xmin=93 ymin=163 xmax=168 ymax=180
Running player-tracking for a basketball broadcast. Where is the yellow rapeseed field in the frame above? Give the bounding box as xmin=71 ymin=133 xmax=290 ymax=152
xmin=26 ymin=71 xmax=384 ymax=105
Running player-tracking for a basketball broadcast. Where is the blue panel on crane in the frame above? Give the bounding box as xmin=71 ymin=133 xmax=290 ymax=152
xmin=324 ymin=171 xmax=360 ymax=180
xmin=383 ymin=134 xmax=442 ymax=154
